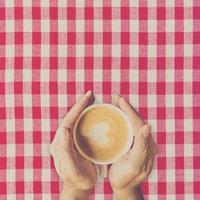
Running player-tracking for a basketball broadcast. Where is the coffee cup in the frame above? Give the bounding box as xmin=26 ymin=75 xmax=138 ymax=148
xmin=73 ymin=103 xmax=133 ymax=165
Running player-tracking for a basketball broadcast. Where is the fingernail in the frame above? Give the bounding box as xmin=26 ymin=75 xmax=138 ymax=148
xmin=85 ymin=90 xmax=92 ymax=97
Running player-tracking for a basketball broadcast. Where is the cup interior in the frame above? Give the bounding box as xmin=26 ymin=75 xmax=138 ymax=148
xmin=73 ymin=103 xmax=133 ymax=165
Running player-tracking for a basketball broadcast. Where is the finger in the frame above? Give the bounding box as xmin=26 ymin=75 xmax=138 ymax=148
xmin=60 ymin=90 xmax=94 ymax=129
xmin=113 ymin=94 xmax=144 ymax=133
xmin=133 ymin=124 xmax=151 ymax=153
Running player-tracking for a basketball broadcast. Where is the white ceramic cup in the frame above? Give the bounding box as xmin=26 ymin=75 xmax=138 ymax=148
xmin=73 ymin=103 xmax=133 ymax=165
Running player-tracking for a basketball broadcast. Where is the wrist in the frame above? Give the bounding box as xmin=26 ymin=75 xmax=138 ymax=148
xmin=60 ymin=182 xmax=91 ymax=200
xmin=113 ymin=185 xmax=144 ymax=200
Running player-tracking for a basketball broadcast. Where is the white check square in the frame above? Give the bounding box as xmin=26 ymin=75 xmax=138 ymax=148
xmin=184 ymin=119 xmax=193 ymax=132
xmin=7 ymin=169 xmax=15 ymax=181
xmin=166 ymin=20 xmax=175 ymax=32
xmin=184 ymin=45 xmax=193 ymax=57
xmin=184 ymin=19 xmax=193 ymax=32
xmin=166 ymin=119 xmax=175 ymax=132
xmin=6 ymin=45 xmax=15 ymax=57
xmin=42 ymin=143 xmax=50 ymax=156
xmin=5 ymin=69 xmax=14 ymax=82
xmin=183 ymin=69 xmax=192 ymax=82
xmin=23 ymin=94 xmax=32 ymax=107
xmin=166 ymin=45 xmax=175 ymax=57
xmin=23 ymin=69 xmax=32 ymax=82
xmin=165 ymin=69 xmax=174 ymax=82
xmin=166 ymin=144 xmax=175 ymax=157
xmin=6 ymin=119 xmax=15 ymax=132
xmin=42 ymin=194 xmax=51 ymax=200
xmin=58 ymin=0 xmax=66 ymax=7
xmin=24 ymin=143 xmax=33 ymax=156
xmin=75 ymin=0 xmax=84 ymax=7
xmin=76 ymin=69 xmax=84 ymax=82
xmin=165 ymin=94 xmax=175 ymax=107
xmin=147 ymin=69 xmax=157 ymax=82
xmin=94 ymin=20 xmax=103 ymax=32
xmin=94 ymin=45 xmax=103 ymax=57
xmin=41 ymin=20 xmax=50 ymax=32
xmin=112 ymin=20 xmax=121 ymax=32
xmin=42 ymin=169 xmax=51 ymax=181
xmin=93 ymin=0 xmax=102 ymax=7
xmin=40 ymin=94 xmax=50 ymax=107
xmin=148 ymin=45 xmax=157 ymax=57
xmin=166 ymin=0 xmax=174 ymax=7
xmin=112 ymin=69 xmax=121 ymax=82
xmin=76 ymin=45 xmax=85 ymax=57
xmin=24 ymin=194 xmax=33 ymax=200
xmin=24 ymin=169 xmax=33 ymax=181
xmin=6 ymin=94 xmax=14 ymax=107
xmin=112 ymin=0 xmax=121 ymax=7
xmin=58 ymin=95 xmax=68 ymax=107
xmin=148 ymin=0 xmax=157 ymax=7
xmin=148 ymin=20 xmax=157 ymax=32
xmin=184 ymin=144 xmax=193 ymax=157
xmin=76 ymin=20 xmax=85 ymax=32
xmin=23 ymin=20 xmax=32 ymax=32
xmin=148 ymin=95 xmax=157 ymax=107
xmin=6 ymin=20 xmax=15 ymax=32
xmin=58 ymin=45 xmax=67 ymax=57
xmin=7 ymin=144 xmax=15 ymax=157
xmin=5 ymin=0 xmax=14 ymax=7
xmin=41 ymin=119 xmax=50 ymax=132
xmin=130 ymin=20 xmax=139 ymax=32
xmin=23 ymin=0 xmax=32 ymax=7
xmin=23 ymin=45 xmax=32 ymax=57
xmin=184 ymin=0 xmax=193 ymax=7
xmin=112 ymin=45 xmax=121 ymax=57
xmin=41 ymin=45 xmax=50 ymax=57
xmin=184 ymin=169 xmax=193 ymax=182
xmin=58 ymin=69 xmax=67 ymax=81
xmin=7 ymin=195 xmax=16 ymax=200
xmin=183 ymin=94 xmax=192 ymax=107
xmin=94 ymin=69 xmax=103 ymax=82
xmin=24 ymin=119 xmax=33 ymax=132
xmin=40 ymin=69 xmax=49 ymax=82
xmin=166 ymin=169 xmax=175 ymax=182
xmin=58 ymin=20 xmax=67 ymax=32
xmin=129 ymin=45 xmax=139 ymax=57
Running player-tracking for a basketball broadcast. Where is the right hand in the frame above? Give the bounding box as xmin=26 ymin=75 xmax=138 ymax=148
xmin=109 ymin=95 xmax=157 ymax=199
xmin=49 ymin=91 xmax=97 ymax=200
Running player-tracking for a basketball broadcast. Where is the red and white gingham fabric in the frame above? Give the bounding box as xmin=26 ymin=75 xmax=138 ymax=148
xmin=0 ymin=0 xmax=200 ymax=199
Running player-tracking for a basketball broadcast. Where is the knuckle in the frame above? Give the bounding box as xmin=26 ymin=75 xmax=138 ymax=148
xmin=136 ymin=143 xmax=148 ymax=153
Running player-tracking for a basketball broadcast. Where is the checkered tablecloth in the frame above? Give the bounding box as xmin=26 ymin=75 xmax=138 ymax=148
xmin=0 ymin=0 xmax=200 ymax=199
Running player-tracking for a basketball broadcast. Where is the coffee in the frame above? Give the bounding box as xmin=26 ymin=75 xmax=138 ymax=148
xmin=74 ymin=104 xmax=132 ymax=163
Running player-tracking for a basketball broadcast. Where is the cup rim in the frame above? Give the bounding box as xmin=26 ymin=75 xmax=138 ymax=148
xmin=73 ymin=103 xmax=133 ymax=165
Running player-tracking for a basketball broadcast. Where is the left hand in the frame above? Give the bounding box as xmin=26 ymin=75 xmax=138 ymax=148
xmin=49 ymin=91 xmax=97 ymax=200
xmin=108 ymin=95 xmax=157 ymax=200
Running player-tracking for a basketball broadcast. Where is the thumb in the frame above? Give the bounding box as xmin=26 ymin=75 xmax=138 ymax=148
xmin=58 ymin=127 xmax=79 ymax=164
xmin=58 ymin=128 xmax=77 ymax=156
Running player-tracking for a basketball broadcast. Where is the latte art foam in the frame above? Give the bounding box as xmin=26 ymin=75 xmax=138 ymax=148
xmin=75 ymin=106 xmax=129 ymax=162
xmin=87 ymin=122 xmax=110 ymax=144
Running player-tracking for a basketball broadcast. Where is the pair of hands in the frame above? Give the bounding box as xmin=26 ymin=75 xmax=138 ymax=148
xmin=49 ymin=91 xmax=157 ymax=200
